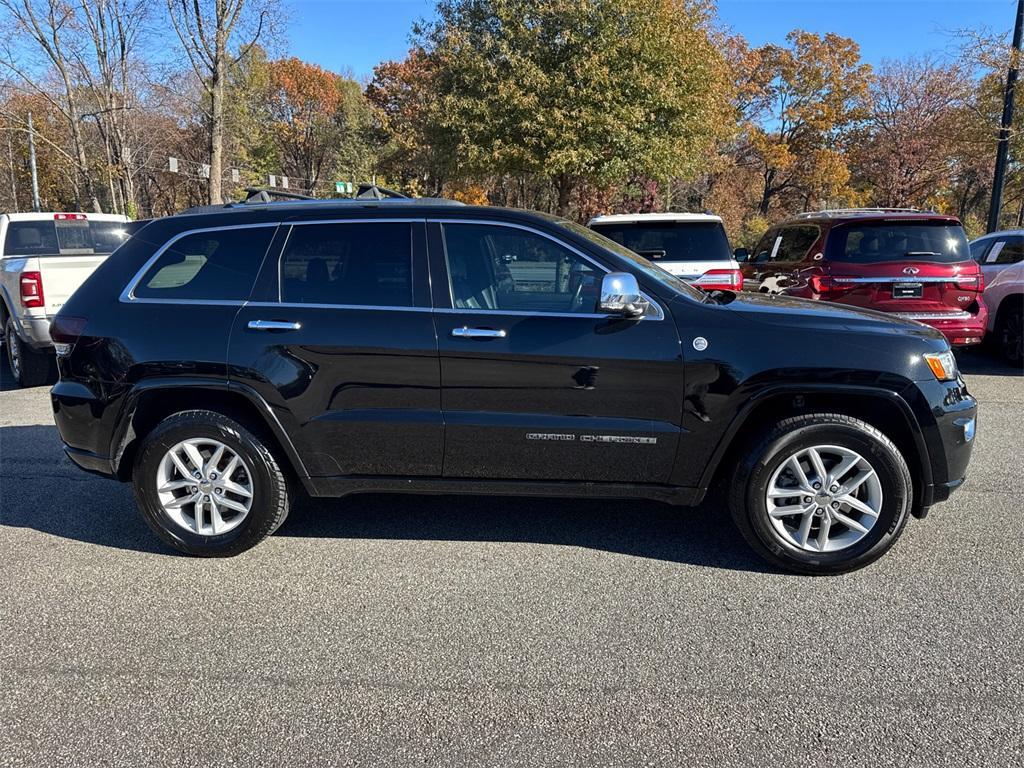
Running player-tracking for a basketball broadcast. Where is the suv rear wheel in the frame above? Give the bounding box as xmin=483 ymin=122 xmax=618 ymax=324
xmin=729 ymin=413 xmax=912 ymax=575
xmin=996 ymin=300 xmax=1023 ymax=364
xmin=5 ymin=317 xmax=52 ymax=388
xmin=132 ymin=410 xmax=290 ymax=556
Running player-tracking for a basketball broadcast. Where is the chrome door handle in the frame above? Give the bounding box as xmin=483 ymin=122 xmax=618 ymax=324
xmin=248 ymin=319 xmax=302 ymax=331
xmin=451 ymin=327 xmax=507 ymax=339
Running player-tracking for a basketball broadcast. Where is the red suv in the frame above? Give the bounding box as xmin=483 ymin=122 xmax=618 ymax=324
xmin=739 ymin=209 xmax=987 ymax=347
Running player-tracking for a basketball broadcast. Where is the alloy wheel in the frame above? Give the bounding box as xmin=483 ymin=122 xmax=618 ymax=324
xmin=6 ymin=325 xmax=21 ymax=381
xmin=156 ymin=438 xmax=254 ymax=536
xmin=765 ymin=444 xmax=883 ymax=553
xmin=1002 ymin=311 xmax=1023 ymax=364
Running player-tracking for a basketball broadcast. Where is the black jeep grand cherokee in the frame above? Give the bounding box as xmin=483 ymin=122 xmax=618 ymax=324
xmin=50 ymin=198 xmax=977 ymax=573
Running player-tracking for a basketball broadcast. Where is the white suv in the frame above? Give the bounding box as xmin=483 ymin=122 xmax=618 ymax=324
xmin=970 ymin=231 xmax=1023 ymax=364
xmin=588 ymin=212 xmax=743 ymax=291
xmin=1 ymin=211 xmax=130 ymax=386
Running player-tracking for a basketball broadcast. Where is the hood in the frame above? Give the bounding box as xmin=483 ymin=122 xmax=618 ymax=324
xmin=716 ymin=291 xmax=948 ymax=347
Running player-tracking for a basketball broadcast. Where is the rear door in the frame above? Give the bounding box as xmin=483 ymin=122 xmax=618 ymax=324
xmin=823 ymin=220 xmax=980 ymax=314
xmin=228 ymin=218 xmax=443 ymax=478
xmin=428 ymin=219 xmax=684 ymax=483
xmin=976 ymin=235 xmax=1024 ymax=286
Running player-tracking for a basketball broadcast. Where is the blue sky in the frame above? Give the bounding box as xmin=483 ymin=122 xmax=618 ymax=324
xmin=287 ymin=0 xmax=1017 ymax=80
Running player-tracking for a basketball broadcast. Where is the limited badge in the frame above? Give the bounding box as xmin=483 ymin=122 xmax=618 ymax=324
xmin=692 ymin=337 xmax=708 ymax=351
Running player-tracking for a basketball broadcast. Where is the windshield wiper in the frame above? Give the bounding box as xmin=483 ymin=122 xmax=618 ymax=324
xmin=906 ymin=251 xmax=941 ymax=258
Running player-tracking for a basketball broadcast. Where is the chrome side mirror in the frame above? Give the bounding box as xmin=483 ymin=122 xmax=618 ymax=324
xmin=599 ymin=272 xmax=648 ymax=317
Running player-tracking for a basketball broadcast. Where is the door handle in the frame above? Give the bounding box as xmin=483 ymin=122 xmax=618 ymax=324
xmin=451 ymin=327 xmax=507 ymax=339
xmin=248 ymin=319 xmax=302 ymax=331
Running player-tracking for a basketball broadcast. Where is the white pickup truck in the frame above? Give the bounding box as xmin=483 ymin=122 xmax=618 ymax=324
xmin=1 ymin=211 xmax=130 ymax=387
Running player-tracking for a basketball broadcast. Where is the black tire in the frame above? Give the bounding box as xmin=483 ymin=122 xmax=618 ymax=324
xmin=728 ymin=413 xmax=912 ymax=575
xmin=132 ymin=410 xmax=290 ymax=556
xmin=5 ymin=317 xmax=52 ymax=388
xmin=995 ymin=300 xmax=1023 ymax=365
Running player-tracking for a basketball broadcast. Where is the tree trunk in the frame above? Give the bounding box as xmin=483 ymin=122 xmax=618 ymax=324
xmin=555 ymin=173 xmax=572 ymax=218
xmin=208 ymin=33 xmax=227 ymax=205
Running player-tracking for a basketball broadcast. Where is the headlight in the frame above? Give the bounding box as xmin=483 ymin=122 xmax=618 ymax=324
xmin=924 ymin=351 xmax=958 ymax=381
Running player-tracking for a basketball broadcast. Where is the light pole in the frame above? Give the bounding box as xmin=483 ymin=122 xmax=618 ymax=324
xmin=988 ymin=0 xmax=1024 ymax=233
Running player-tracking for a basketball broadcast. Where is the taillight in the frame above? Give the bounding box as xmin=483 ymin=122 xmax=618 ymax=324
xmin=49 ymin=315 xmax=88 ymax=357
xmin=810 ymin=275 xmax=853 ymax=297
xmin=954 ymin=274 xmax=983 ymax=291
xmin=692 ymin=268 xmax=743 ymax=291
xmin=20 ymin=271 xmax=44 ymax=308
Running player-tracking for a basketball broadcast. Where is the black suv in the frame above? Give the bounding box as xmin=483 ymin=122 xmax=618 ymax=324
xmin=50 ymin=198 xmax=977 ymax=574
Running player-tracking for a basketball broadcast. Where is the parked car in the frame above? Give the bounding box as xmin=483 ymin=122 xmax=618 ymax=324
xmin=51 ymin=197 xmax=976 ymax=574
xmin=739 ymin=209 xmax=987 ymax=348
xmin=588 ymin=213 xmax=743 ymax=291
xmin=1 ymin=211 xmax=130 ymax=386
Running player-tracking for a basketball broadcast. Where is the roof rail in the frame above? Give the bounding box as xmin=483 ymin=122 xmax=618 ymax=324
xmin=355 ymin=183 xmax=408 ymax=200
xmin=794 ymin=207 xmax=935 ymax=219
xmin=240 ymin=187 xmax=317 ymax=205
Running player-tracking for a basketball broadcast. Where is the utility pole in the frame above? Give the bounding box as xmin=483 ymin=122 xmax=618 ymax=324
xmin=7 ymin=136 xmax=17 ymax=212
xmin=988 ymin=0 xmax=1024 ymax=233
xmin=26 ymin=112 xmax=41 ymax=214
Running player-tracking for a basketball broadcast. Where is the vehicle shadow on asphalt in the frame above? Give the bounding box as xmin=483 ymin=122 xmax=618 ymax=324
xmin=0 ymin=420 xmax=770 ymax=572
xmin=277 ymin=492 xmax=772 ymax=573
xmin=956 ymin=348 xmax=1023 ymax=376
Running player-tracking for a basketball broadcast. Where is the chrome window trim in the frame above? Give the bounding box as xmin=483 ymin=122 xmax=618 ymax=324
xmin=431 ymin=218 xmax=664 ymax=321
xmin=119 ymin=222 xmax=280 ymax=304
xmin=247 ymin=301 xmax=433 ymax=313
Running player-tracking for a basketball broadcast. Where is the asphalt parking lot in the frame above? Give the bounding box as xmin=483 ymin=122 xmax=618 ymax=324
xmin=1 ymin=351 xmax=1022 ymax=767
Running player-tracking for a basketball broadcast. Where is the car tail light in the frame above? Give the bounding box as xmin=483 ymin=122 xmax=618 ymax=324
xmin=809 ymin=275 xmax=852 ymax=297
xmin=54 ymin=213 xmax=87 ymax=220
xmin=20 ymin=271 xmax=44 ymax=308
xmin=692 ymin=269 xmax=743 ymax=291
xmin=49 ymin=315 xmax=88 ymax=357
xmin=954 ymin=273 xmax=983 ymax=291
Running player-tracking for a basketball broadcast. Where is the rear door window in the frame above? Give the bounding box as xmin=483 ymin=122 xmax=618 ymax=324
xmin=982 ymin=236 xmax=1024 ymax=265
xmin=134 ymin=226 xmax=276 ymax=301
xmin=278 ymin=222 xmax=413 ymax=307
xmin=589 ymin=221 xmax=732 ymax=263
xmin=827 ymin=222 xmax=970 ymax=264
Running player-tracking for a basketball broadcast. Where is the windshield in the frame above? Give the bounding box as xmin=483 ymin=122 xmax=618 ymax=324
xmin=3 ymin=219 xmax=130 ymax=256
xmin=590 ymin=221 xmax=732 ymax=263
xmin=827 ymin=221 xmax=971 ymax=264
xmin=560 ymin=221 xmax=705 ymax=300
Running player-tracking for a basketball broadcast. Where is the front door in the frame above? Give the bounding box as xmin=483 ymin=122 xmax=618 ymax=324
xmin=229 ymin=219 xmax=443 ymax=477
xmin=428 ymin=220 xmax=684 ymax=484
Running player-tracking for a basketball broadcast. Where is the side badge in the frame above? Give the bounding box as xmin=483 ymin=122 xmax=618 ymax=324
xmin=692 ymin=336 xmax=708 ymax=351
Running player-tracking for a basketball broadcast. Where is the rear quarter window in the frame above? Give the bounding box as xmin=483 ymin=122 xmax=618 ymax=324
xmin=133 ymin=226 xmax=276 ymax=301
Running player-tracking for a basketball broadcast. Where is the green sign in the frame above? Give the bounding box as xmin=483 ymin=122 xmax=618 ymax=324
xmin=335 ymin=181 xmax=353 ymax=194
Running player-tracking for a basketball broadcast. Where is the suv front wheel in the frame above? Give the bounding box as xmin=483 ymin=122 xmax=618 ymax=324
xmin=729 ymin=413 xmax=912 ymax=575
xmin=133 ymin=410 xmax=291 ymax=556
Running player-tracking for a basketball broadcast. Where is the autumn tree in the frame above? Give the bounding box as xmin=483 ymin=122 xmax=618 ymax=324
xmin=414 ymin=0 xmax=732 ymax=217
xmin=166 ymin=0 xmax=279 ymax=204
xmin=367 ymin=48 xmax=445 ymax=195
xmin=745 ymin=31 xmax=872 ymax=214
xmin=0 ymin=0 xmax=103 ymax=211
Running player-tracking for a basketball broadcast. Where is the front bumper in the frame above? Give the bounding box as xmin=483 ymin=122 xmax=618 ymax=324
xmin=914 ymin=377 xmax=977 ymax=511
